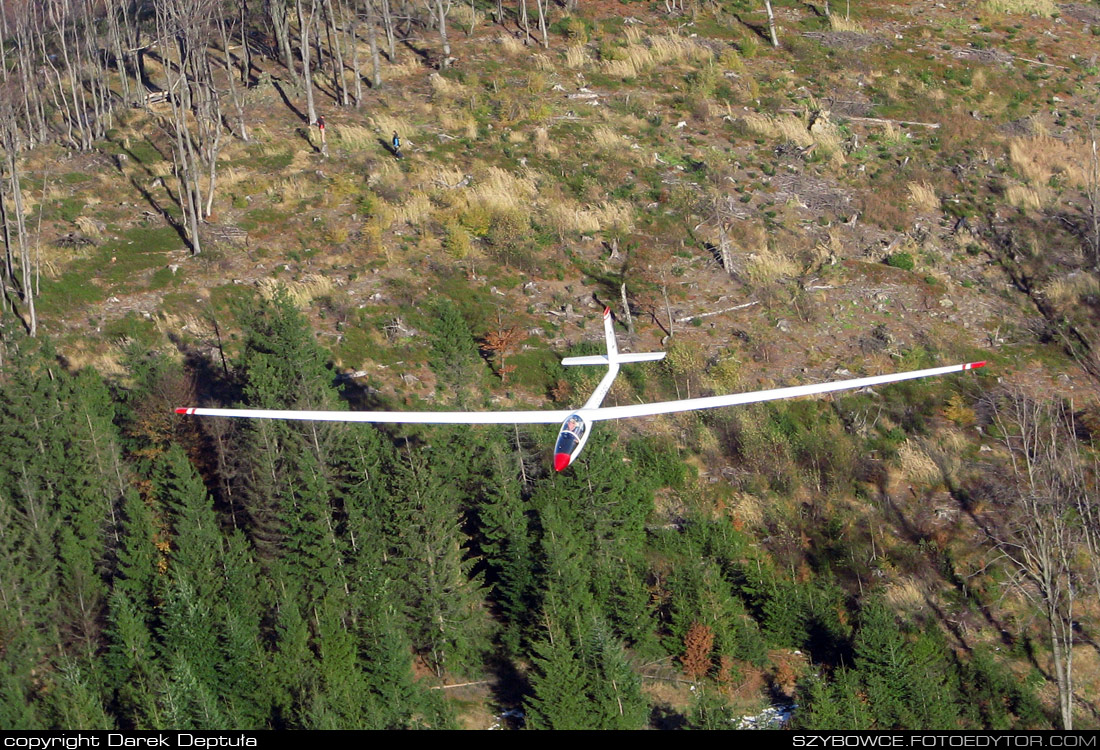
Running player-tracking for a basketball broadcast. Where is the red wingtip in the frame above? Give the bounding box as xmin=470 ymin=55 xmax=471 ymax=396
xmin=175 ymin=408 xmax=190 ymax=415
xmin=554 ymin=453 xmax=571 ymax=472
xmin=603 ymin=307 xmax=611 ymax=318
xmin=968 ymin=361 xmax=987 ymax=370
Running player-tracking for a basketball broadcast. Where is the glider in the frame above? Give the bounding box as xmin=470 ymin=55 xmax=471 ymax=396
xmin=177 ymin=308 xmax=985 ymax=471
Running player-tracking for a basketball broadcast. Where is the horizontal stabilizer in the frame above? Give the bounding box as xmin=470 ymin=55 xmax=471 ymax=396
xmin=561 ymin=355 xmax=610 ymax=366
xmin=615 ymin=352 xmax=666 ymax=364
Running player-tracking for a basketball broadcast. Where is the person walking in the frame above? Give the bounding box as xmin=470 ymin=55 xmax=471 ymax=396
xmin=392 ymin=130 xmax=402 ymax=159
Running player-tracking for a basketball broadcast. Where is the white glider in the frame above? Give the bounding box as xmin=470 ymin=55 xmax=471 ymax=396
xmin=177 ymin=308 xmax=985 ymax=471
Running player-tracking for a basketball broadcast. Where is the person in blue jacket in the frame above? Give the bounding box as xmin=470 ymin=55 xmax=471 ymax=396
xmin=392 ymin=131 xmax=402 ymax=158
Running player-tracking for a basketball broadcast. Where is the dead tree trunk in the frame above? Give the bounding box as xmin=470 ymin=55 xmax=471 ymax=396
xmin=764 ymin=0 xmax=779 ymax=48
xmin=296 ymin=0 xmax=319 ymax=124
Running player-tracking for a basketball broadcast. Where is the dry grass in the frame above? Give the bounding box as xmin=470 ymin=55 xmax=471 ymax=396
xmin=467 ymin=167 xmax=538 ymax=214
xmin=74 ymin=216 xmax=104 ymax=237
xmin=429 ymin=72 xmax=465 ymax=99
xmin=745 ymin=246 xmax=800 ymax=285
xmin=907 ymin=181 xmax=939 ymax=213
xmin=63 ymin=339 xmax=129 ymax=378
xmin=1009 ymin=135 xmax=1087 ymax=188
xmin=269 ymin=176 xmax=312 ymax=207
xmin=545 ymin=200 xmax=635 ymax=235
xmin=370 ymin=114 xmax=417 ymax=142
xmin=533 ymin=127 xmax=560 ymax=157
xmin=149 ymin=160 xmax=174 ymax=179
xmin=438 ymin=111 xmax=478 ymax=139
xmin=498 ymin=34 xmax=525 ymax=55
xmin=1043 ymin=272 xmax=1100 ymax=310
xmin=257 ymin=274 xmax=335 ymax=308
xmin=603 ymin=32 xmax=713 ymax=78
xmin=982 ymin=0 xmax=1057 ymax=15
xmin=450 ymin=3 xmax=481 ymax=30
xmin=1006 ymin=184 xmax=1046 ymax=210
xmin=391 ymin=190 xmax=433 ymax=226
xmin=828 ymin=15 xmax=867 ymax=32
xmin=743 ymin=113 xmax=813 ymax=147
xmin=898 ymin=440 xmax=942 ymax=485
xmin=883 ymin=577 xmax=926 ymax=613
xmin=592 ymin=126 xmax=629 ymax=153
xmin=431 ymin=165 xmax=468 ymax=189
xmin=565 ymin=44 xmax=590 ymax=69
xmin=217 ymin=167 xmax=251 ymax=193
xmin=385 ymin=58 xmax=423 ymax=78
xmin=729 ymin=491 xmax=765 ymax=528
xmin=334 ymin=124 xmax=377 ymax=151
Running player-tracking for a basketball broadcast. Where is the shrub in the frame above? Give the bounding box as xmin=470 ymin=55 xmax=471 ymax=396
xmin=885 ymin=252 xmax=915 ymax=271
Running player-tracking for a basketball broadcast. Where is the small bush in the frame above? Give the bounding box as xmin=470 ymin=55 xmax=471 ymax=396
xmin=884 ymin=252 xmax=915 ymax=271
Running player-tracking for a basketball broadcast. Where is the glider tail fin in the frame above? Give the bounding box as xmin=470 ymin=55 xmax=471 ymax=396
xmin=602 ymin=307 xmax=619 ymax=361
xmin=561 ymin=308 xmax=666 ymax=366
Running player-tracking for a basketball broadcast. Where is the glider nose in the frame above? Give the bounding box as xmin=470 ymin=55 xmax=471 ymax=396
xmin=554 ymin=453 xmax=571 ymax=472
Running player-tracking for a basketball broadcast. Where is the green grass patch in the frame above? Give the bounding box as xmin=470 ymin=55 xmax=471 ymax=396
xmin=55 ymin=197 xmax=85 ymax=223
xmin=60 ymin=172 xmax=93 ymax=186
xmin=35 ymin=271 xmax=106 ymax=316
xmin=503 ymin=346 xmax=561 ymax=394
xmin=126 ymin=140 xmax=165 ymax=165
xmin=102 ymin=312 xmax=160 ymax=348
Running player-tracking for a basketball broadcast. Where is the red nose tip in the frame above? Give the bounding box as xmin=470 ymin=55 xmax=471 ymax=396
xmin=554 ymin=453 xmax=570 ymax=472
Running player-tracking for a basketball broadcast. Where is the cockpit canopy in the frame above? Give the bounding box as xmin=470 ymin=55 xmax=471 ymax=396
xmin=554 ymin=414 xmax=587 ymax=457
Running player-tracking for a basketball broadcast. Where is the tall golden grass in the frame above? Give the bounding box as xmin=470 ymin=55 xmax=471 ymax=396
xmin=257 ymin=274 xmax=335 ymax=307
xmin=1009 ymin=134 xmax=1087 ymax=188
xmin=828 ymin=15 xmax=867 ymax=32
xmin=982 ymin=0 xmax=1057 ymax=15
xmin=898 ymin=440 xmax=942 ymax=485
xmin=907 ymin=182 xmax=939 ymax=213
xmin=565 ymin=44 xmax=590 ymax=69
xmin=498 ymin=34 xmax=525 ymax=55
xmin=545 ymin=200 xmax=635 ymax=235
xmin=603 ymin=33 xmax=713 ymax=78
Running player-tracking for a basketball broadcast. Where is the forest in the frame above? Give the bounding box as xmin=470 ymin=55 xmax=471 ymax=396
xmin=2 ymin=0 xmax=1100 ymax=731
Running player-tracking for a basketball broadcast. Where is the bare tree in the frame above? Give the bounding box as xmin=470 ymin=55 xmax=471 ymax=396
xmin=989 ymin=391 xmax=1085 ymax=729
xmin=764 ymin=0 xmax=780 ymax=49
xmin=1084 ymin=119 xmax=1100 ymax=268
xmin=0 ymin=112 xmax=37 ymax=336
xmin=295 ymin=0 xmax=319 ymax=124
xmin=435 ymin=0 xmax=451 ymax=67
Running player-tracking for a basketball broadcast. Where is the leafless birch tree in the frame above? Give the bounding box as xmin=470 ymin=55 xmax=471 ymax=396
xmin=989 ymin=391 xmax=1085 ymax=729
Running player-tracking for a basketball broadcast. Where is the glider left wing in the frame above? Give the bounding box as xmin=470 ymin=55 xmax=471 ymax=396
xmin=175 ymin=407 xmax=574 ymax=425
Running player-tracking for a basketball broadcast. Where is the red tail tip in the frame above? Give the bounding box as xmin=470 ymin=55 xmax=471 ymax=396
xmin=554 ymin=453 xmax=571 ymax=472
xmin=603 ymin=307 xmax=611 ymax=318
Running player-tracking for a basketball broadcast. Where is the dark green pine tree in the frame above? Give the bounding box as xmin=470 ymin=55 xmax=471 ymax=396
xmin=475 ymin=436 xmax=536 ymax=655
xmin=44 ymin=659 xmax=115 ymax=729
xmin=793 ymin=668 xmax=872 ymax=730
xmin=854 ymin=600 xmax=960 ymax=729
xmin=232 ymin=291 xmax=352 ymax=600
xmin=530 ymin=500 xmax=597 ymax=647
xmin=581 ymin=621 xmax=649 ymax=729
xmin=309 ymin=592 xmax=373 ymax=728
xmin=427 ymin=298 xmax=481 ymax=395
xmin=536 ymin=433 xmax=655 ymax=644
xmin=104 ymin=489 xmax=162 ymax=728
xmin=103 ymin=589 xmax=160 ymax=728
xmin=267 ymin=586 xmax=319 ymax=728
xmin=524 ymin=626 xmax=594 ymax=730
xmin=686 ymin=687 xmax=738 ymax=730
xmin=390 ymin=444 xmax=489 ymax=678
xmin=214 ymin=531 xmax=269 ymax=728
